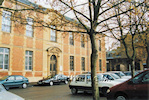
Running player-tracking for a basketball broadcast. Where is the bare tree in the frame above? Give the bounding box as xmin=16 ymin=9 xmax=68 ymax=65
xmin=105 ymin=0 xmax=148 ymax=77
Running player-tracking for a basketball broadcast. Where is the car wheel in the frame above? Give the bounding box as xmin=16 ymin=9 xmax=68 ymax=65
xmin=49 ymin=81 xmax=53 ymax=86
xmin=115 ymin=93 xmax=128 ymax=100
xmin=102 ymin=87 xmax=109 ymax=96
xmin=22 ymin=83 xmax=27 ymax=89
xmin=65 ymin=80 xmax=68 ymax=84
xmin=5 ymin=87 xmax=9 ymax=90
xmin=71 ymin=88 xmax=78 ymax=95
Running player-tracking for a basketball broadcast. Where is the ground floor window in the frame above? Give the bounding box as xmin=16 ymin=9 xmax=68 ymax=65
xmin=81 ymin=57 xmax=85 ymax=71
xmin=70 ymin=56 xmax=74 ymax=71
xmin=99 ymin=59 xmax=102 ymax=71
xmin=0 ymin=48 xmax=9 ymax=70
xmin=25 ymin=51 xmax=33 ymax=70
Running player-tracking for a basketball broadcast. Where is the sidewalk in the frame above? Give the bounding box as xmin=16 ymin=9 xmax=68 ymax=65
xmin=28 ymin=82 xmax=37 ymax=87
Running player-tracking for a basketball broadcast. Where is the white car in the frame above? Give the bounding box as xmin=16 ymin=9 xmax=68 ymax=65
xmin=107 ymin=71 xmax=131 ymax=79
xmin=0 ymin=84 xmax=24 ymax=100
xmin=100 ymin=72 xmax=128 ymax=82
xmin=69 ymin=73 xmax=124 ymax=96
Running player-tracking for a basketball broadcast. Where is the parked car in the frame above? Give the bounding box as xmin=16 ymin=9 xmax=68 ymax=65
xmin=107 ymin=69 xmax=149 ymax=100
xmin=69 ymin=73 xmax=123 ymax=96
xmin=124 ymin=70 xmax=143 ymax=76
xmin=38 ymin=74 xmax=69 ymax=86
xmin=108 ymin=71 xmax=131 ymax=79
xmin=0 ymin=75 xmax=29 ymax=90
xmin=0 ymin=84 xmax=24 ymax=100
xmin=100 ymin=72 xmax=128 ymax=83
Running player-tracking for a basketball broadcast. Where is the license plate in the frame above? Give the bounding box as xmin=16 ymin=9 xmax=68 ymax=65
xmin=38 ymin=82 xmax=42 ymax=84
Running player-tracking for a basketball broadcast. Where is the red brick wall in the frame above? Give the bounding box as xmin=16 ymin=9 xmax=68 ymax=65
xmin=12 ymin=47 xmax=24 ymax=71
xmin=1 ymin=33 xmax=11 ymax=44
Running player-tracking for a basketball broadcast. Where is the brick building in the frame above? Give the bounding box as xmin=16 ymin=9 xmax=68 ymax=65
xmin=0 ymin=0 xmax=106 ymax=82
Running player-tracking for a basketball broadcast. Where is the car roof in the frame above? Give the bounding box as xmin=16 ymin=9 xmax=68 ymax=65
xmin=107 ymin=71 xmax=122 ymax=73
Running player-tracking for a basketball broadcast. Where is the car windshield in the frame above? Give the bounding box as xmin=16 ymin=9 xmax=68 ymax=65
xmin=110 ymin=74 xmax=120 ymax=79
xmin=119 ymin=72 xmax=126 ymax=76
xmin=0 ymin=76 xmax=9 ymax=81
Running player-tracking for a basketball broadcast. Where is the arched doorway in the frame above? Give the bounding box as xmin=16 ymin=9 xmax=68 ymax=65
xmin=116 ymin=65 xmax=120 ymax=71
xmin=50 ymin=55 xmax=57 ymax=76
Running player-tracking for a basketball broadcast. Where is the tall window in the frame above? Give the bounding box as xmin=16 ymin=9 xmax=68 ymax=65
xmin=25 ymin=51 xmax=33 ymax=70
xmin=0 ymin=48 xmax=9 ymax=70
xmin=81 ymin=57 xmax=85 ymax=71
xmin=99 ymin=40 xmax=101 ymax=51
xmin=50 ymin=26 xmax=56 ymax=42
xmin=81 ymin=34 xmax=85 ymax=48
xmin=69 ymin=32 xmax=74 ymax=45
xmin=99 ymin=59 xmax=102 ymax=71
xmin=26 ymin=17 xmax=33 ymax=37
xmin=70 ymin=56 xmax=74 ymax=71
xmin=2 ymin=11 xmax=11 ymax=33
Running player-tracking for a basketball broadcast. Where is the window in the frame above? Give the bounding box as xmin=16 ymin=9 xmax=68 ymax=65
xmin=8 ymin=76 xmax=15 ymax=81
xmin=26 ymin=17 xmax=33 ymax=37
xmin=70 ymin=56 xmax=74 ymax=71
xmin=76 ymin=75 xmax=85 ymax=82
xmin=25 ymin=51 xmax=33 ymax=70
xmin=99 ymin=40 xmax=101 ymax=51
xmin=50 ymin=26 xmax=56 ymax=42
xmin=0 ymin=48 xmax=9 ymax=70
xmin=81 ymin=57 xmax=85 ymax=71
xmin=16 ymin=76 xmax=23 ymax=80
xmin=87 ymin=75 xmax=91 ymax=82
xmin=81 ymin=34 xmax=85 ymax=48
xmin=69 ymin=32 xmax=74 ymax=45
xmin=2 ymin=11 xmax=11 ymax=33
xmin=99 ymin=59 xmax=102 ymax=71
xmin=103 ymin=74 xmax=114 ymax=80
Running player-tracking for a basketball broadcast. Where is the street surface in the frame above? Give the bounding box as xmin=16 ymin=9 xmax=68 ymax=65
xmin=9 ymin=83 xmax=107 ymax=100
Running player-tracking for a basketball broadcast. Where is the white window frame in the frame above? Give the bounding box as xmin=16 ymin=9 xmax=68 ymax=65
xmin=25 ymin=51 xmax=33 ymax=71
xmin=69 ymin=32 xmax=74 ymax=45
xmin=50 ymin=26 xmax=56 ymax=42
xmin=26 ymin=17 xmax=34 ymax=37
xmin=0 ymin=48 xmax=9 ymax=70
xmin=2 ymin=10 xmax=11 ymax=33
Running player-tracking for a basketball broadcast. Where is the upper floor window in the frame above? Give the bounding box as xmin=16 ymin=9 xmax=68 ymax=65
xmin=81 ymin=34 xmax=85 ymax=48
xmin=69 ymin=32 xmax=74 ymax=45
xmin=99 ymin=40 xmax=101 ymax=51
xmin=70 ymin=56 xmax=74 ymax=71
xmin=25 ymin=51 xmax=33 ymax=70
xmin=26 ymin=17 xmax=33 ymax=37
xmin=81 ymin=57 xmax=85 ymax=71
xmin=0 ymin=48 xmax=9 ymax=70
xmin=50 ymin=26 xmax=56 ymax=42
xmin=2 ymin=11 xmax=11 ymax=33
xmin=76 ymin=75 xmax=85 ymax=82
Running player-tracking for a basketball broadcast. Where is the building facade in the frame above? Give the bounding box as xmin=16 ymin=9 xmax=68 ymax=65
xmin=0 ymin=0 xmax=106 ymax=82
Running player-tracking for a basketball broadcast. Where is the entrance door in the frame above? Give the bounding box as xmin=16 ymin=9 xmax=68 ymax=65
xmin=50 ymin=55 xmax=57 ymax=76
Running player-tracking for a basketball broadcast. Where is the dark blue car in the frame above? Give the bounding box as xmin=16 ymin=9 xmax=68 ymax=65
xmin=0 ymin=75 xmax=29 ymax=90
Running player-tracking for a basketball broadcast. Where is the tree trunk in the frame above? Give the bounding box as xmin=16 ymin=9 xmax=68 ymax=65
xmin=146 ymin=44 xmax=149 ymax=69
xmin=89 ymin=33 xmax=99 ymax=100
xmin=131 ymin=60 xmax=135 ymax=77
xmin=0 ymin=0 xmax=4 ymax=5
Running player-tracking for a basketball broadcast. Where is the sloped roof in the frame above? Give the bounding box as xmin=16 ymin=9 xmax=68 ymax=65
xmin=17 ymin=0 xmax=38 ymax=7
xmin=17 ymin=0 xmax=81 ymax=25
